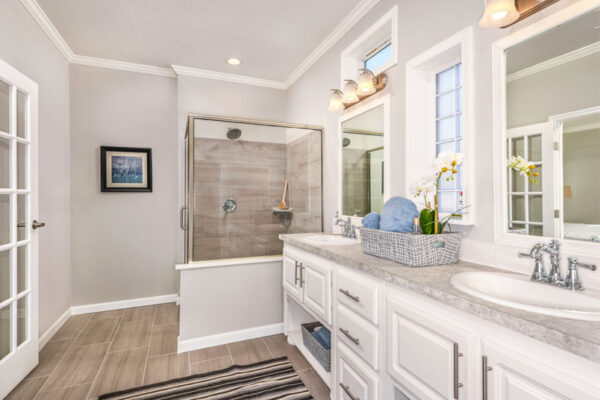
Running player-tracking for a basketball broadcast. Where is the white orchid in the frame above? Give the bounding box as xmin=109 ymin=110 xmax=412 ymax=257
xmin=411 ymin=178 xmax=436 ymax=209
xmin=507 ymin=156 xmax=538 ymax=182
xmin=433 ymin=151 xmax=464 ymax=174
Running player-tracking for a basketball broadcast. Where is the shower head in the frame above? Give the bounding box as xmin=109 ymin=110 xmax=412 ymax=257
xmin=343 ymin=137 xmax=351 ymax=147
xmin=227 ymin=128 xmax=242 ymax=140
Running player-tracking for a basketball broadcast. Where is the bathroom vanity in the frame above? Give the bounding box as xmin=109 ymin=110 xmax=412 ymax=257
xmin=280 ymin=233 xmax=600 ymax=400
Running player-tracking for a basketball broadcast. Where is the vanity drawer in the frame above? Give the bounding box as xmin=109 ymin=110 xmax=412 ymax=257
xmin=337 ymin=342 xmax=379 ymax=400
xmin=336 ymin=267 xmax=379 ymax=325
xmin=336 ymin=304 xmax=380 ymax=370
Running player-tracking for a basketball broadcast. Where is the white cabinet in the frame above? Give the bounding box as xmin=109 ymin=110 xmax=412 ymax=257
xmin=388 ymin=293 xmax=474 ymax=400
xmin=283 ymin=248 xmax=332 ymax=325
xmin=482 ymin=340 xmax=599 ymax=400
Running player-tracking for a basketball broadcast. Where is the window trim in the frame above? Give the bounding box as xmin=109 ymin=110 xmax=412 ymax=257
xmin=405 ymin=27 xmax=474 ymax=225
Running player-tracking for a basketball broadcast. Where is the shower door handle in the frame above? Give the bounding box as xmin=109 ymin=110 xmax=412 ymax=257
xmin=180 ymin=206 xmax=188 ymax=230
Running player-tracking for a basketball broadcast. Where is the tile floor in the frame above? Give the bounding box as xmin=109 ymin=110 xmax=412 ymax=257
xmin=6 ymin=303 xmax=330 ymax=399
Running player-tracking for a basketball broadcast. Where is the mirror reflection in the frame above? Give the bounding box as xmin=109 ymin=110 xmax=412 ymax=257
xmin=341 ymin=105 xmax=384 ymax=217
xmin=505 ymin=9 xmax=600 ymax=242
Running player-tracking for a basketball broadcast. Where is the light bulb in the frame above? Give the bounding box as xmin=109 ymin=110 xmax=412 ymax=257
xmin=342 ymin=80 xmax=359 ymax=104
xmin=478 ymin=0 xmax=519 ymax=29
xmin=226 ymin=57 xmax=242 ymax=65
xmin=357 ymin=69 xmax=376 ymax=96
xmin=328 ymin=90 xmax=344 ymax=111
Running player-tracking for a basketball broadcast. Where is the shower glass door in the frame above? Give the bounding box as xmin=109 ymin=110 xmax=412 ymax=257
xmin=185 ymin=116 xmax=323 ymax=262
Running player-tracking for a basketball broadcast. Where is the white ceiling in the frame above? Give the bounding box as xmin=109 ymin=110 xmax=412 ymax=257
xmin=37 ymin=0 xmax=363 ymax=81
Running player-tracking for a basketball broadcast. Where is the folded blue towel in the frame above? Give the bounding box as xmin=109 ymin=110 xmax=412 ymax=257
xmin=379 ymin=197 xmax=419 ymax=233
xmin=362 ymin=212 xmax=380 ymax=229
xmin=312 ymin=326 xmax=331 ymax=350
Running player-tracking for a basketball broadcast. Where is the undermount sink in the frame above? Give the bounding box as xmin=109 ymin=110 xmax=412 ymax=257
xmin=304 ymin=234 xmax=359 ymax=245
xmin=451 ymin=271 xmax=600 ymax=321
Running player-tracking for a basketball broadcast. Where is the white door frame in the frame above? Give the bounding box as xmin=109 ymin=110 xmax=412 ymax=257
xmin=0 ymin=58 xmax=39 ymax=399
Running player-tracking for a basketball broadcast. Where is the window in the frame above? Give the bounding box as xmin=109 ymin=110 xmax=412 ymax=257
xmin=435 ymin=63 xmax=463 ymax=214
xmin=364 ymin=42 xmax=392 ymax=72
xmin=506 ymin=127 xmax=544 ymax=236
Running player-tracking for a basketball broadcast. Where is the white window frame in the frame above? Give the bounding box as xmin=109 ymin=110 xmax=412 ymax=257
xmin=405 ymin=26 xmax=474 ymax=225
xmin=340 ymin=5 xmax=398 ymax=85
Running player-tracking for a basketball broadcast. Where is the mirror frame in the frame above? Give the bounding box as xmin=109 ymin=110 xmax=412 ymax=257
xmin=338 ymin=93 xmax=391 ymax=220
xmin=492 ymin=0 xmax=600 ymax=258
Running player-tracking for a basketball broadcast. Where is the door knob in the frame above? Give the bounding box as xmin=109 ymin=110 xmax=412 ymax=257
xmin=32 ymin=220 xmax=46 ymax=229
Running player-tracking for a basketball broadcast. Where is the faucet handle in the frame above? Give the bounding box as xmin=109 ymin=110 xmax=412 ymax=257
xmin=518 ymin=252 xmax=534 ymax=259
xmin=568 ymin=257 xmax=597 ymax=271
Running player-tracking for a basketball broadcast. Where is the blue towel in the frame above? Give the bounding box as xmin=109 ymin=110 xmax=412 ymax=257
xmin=312 ymin=326 xmax=331 ymax=350
xmin=379 ymin=197 xmax=419 ymax=233
xmin=361 ymin=212 xmax=380 ymax=229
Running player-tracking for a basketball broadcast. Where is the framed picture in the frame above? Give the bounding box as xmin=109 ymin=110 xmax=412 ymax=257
xmin=100 ymin=146 xmax=152 ymax=192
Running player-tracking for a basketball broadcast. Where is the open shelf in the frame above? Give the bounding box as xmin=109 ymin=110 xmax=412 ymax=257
xmin=284 ymin=293 xmax=331 ymax=388
xmin=287 ymin=328 xmax=331 ymax=387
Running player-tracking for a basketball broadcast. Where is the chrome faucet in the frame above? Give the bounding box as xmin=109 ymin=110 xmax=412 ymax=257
xmin=519 ymin=240 xmax=596 ymax=291
xmin=334 ymin=212 xmax=357 ymax=239
xmin=565 ymin=257 xmax=597 ymax=291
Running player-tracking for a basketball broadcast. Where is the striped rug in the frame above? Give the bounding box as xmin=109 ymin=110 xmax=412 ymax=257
xmin=98 ymin=357 xmax=313 ymax=400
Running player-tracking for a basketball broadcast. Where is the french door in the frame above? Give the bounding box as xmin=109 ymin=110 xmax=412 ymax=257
xmin=0 ymin=58 xmax=39 ymax=398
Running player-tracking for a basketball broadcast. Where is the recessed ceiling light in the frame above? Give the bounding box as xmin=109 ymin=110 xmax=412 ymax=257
xmin=226 ymin=58 xmax=242 ymax=66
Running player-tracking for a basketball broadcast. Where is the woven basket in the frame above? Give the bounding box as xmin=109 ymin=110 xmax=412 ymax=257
xmin=301 ymin=322 xmax=331 ymax=372
xmin=360 ymin=227 xmax=462 ymax=267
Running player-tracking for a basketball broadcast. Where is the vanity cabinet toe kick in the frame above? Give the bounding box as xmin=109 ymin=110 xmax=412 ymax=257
xmin=282 ymin=244 xmax=600 ymax=400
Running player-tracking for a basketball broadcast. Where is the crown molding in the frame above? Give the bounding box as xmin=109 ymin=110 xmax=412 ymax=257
xmin=20 ymin=0 xmax=380 ymax=89
xmin=72 ymin=55 xmax=176 ymax=77
xmin=507 ymin=41 xmax=600 ymax=83
xmin=19 ymin=0 xmax=75 ymax=61
xmin=284 ymin=0 xmax=381 ymax=88
xmin=171 ymin=65 xmax=287 ymax=90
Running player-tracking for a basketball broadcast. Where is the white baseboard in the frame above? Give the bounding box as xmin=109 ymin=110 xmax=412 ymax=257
xmin=39 ymin=307 xmax=71 ymax=350
xmin=177 ymin=323 xmax=284 ymax=353
xmin=71 ymin=293 xmax=178 ymax=315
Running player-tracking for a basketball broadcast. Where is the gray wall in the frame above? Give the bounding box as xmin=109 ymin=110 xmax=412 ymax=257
xmin=507 ymin=54 xmax=600 ymax=128
xmin=563 ymin=129 xmax=600 ymax=224
xmin=0 ymin=0 xmax=71 ymax=335
xmin=69 ymin=65 xmax=179 ymax=305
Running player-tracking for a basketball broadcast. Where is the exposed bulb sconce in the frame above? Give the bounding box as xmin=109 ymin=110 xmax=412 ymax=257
xmin=479 ymin=0 xmax=520 ymax=28
xmin=328 ymin=69 xmax=387 ymax=112
xmin=328 ymin=89 xmax=344 ymax=111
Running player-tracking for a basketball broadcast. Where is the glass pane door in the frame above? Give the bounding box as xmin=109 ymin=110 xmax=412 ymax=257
xmin=0 ymin=82 xmax=31 ymax=363
xmin=0 ymin=58 xmax=38 ymax=399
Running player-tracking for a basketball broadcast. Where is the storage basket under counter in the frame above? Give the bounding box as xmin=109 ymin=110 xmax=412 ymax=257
xmin=360 ymin=227 xmax=462 ymax=267
xmin=300 ymin=322 xmax=331 ymax=372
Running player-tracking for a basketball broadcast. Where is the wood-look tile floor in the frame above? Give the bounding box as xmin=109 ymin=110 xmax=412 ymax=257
xmin=6 ymin=303 xmax=329 ymax=400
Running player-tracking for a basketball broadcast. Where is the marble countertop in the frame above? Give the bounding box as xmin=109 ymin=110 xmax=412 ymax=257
xmin=280 ymin=233 xmax=600 ymax=364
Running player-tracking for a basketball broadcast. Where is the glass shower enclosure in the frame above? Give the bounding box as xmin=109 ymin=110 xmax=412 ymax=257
xmin=183 ymin=115 xmax=323 ymax=263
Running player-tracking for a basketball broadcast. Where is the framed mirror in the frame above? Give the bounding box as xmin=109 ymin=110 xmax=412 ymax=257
xmin=494 ymin=4 xmax=600 ymax=247
xmin=338 ymin=95 xmax=390 ymax=218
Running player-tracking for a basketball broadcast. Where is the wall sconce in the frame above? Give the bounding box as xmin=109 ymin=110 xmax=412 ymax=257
xmin=328 ymin=69 xmax=387 ymax=111
xmin=479 ymin=0 xmax=520 ymax=28
xmin=479 ymin=0 xmax=561 ymax=29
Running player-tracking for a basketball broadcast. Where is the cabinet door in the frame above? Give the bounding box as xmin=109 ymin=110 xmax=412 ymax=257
xmin=482 ymin=340 xmax=599 ymax=400
xmin=302 ymin=260 xmax=332 ymax=324
xmin=282 ymin=255 xmax=302 ymax=301
xmin=388 ymin=294 xmax=473 ymax=400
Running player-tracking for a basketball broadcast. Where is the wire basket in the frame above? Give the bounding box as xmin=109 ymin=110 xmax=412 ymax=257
xmin=360 ymin=227 xmax=462 ymax=267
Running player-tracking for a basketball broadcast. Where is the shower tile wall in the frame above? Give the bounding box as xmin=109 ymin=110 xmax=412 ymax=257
xmin=193 ymin=133 xmax=321 ymax=261
xmin=343 ymin=149 xmax=370 ymax=217
xmin=285 ymin=131 xmax=322 ymax=233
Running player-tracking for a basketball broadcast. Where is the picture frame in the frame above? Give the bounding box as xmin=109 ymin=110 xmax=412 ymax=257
xmin=100 ymin=146 xmax=153 ymax=192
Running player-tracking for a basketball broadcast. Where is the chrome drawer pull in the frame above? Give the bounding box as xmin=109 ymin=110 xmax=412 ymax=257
xmin=339 ymin=383 xmax=360 ymax=400
xmin=339 ymin=288 xmax=360 ymax=302
xmin=453 ymin=343 xmax=464 ymax=399
xmin=294 ymin=261 xmax=299 ymax=285
xmin=339 ymin=328 xmax=360 ymax=345
xmin=482 ymin=355 xmax=493 ymax=400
